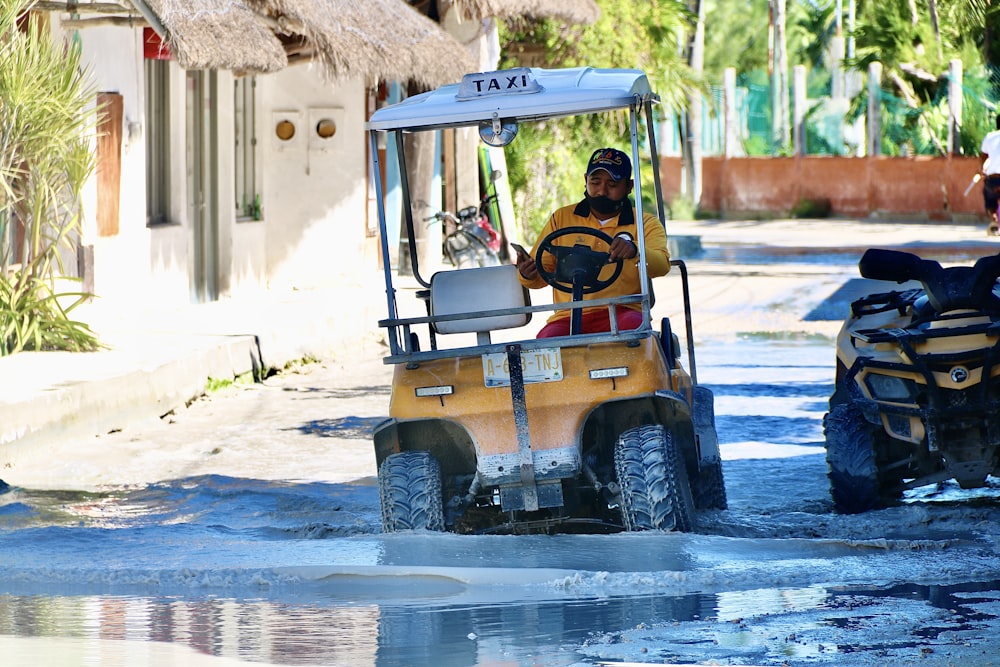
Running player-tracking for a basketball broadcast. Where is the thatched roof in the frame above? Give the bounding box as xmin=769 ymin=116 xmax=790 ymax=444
xmin=47 ymin=0 xmax=594 ymax=85
xmin=452 ymin=0 xmax=600 ymax=24
xmin=114 ymin=0 xmax=472 ymax=85
xmin=247 ymin=0 xmax=474 ymax=88
xmin=140 ymin=0 xmax=287 ymax=73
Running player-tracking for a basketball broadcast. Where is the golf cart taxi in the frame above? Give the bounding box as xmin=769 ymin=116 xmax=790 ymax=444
xmin=366 ymin=67 xmax=725 ymax=534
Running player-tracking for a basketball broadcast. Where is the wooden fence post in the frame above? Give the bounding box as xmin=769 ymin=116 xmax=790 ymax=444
xmin=724 ymin=67 xmax=740 ymax=158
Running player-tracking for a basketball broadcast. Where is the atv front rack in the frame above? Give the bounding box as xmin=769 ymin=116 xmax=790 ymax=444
xmin=850 ymin=288 xmax=921 ymax=318
xmin=851 ymin=317 xmax=1000 ymax=345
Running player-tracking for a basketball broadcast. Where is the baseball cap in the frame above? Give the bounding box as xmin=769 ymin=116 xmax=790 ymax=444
xmin=586 ymin=148 xmax=632 ymax=181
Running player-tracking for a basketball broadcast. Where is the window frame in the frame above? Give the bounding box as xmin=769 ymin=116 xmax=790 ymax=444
xmin=144 ymin=57 xmax=172 ymax=226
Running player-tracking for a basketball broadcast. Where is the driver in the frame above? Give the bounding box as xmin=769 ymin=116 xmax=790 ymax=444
xmin=515 ymin=147 xmax=670 ymax=338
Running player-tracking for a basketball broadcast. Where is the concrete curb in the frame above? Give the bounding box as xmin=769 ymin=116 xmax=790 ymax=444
xmin=1 ymin=278 xmax=386 ymax=462
xmin=1 ymin=335 xmax=262 ymax=461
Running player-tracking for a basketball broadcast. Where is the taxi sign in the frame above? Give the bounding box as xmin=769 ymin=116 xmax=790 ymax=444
xmin=482 ymin=347 xmax=563 ymax=387
xmin=366 ymin=67 xmax=651 ymax=132
xmin=457 ymin=67 xmax=543 ymax=100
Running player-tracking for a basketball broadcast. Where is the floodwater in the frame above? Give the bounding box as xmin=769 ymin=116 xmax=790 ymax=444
xmin=2 ymin=335 xmax=999 ymax=666
xmin=3 ymin=231 xmax=1000 ymax=666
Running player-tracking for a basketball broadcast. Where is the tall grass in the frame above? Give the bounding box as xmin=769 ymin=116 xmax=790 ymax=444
xmin=0 ymin=1 xmax=101 ymax=354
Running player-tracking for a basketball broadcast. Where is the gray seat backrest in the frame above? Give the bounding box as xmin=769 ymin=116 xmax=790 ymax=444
xmin=430 ymin=264 xmax=529 ymax=336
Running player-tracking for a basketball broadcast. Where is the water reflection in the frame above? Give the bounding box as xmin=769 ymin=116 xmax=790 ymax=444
xmin=0 ymin=594 xmax=380 ymax=665
xmin=0 ymin=591 xmax=716 ymax=666
xmin=3 ymin=580 xmax=997 ymax=666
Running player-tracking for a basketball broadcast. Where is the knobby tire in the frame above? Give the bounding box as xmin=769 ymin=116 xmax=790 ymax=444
xmin=614 ymin=424 xmax=696 ymax=532
xmin=824 ymin=402 xmax=882 ymax=514
xmin=378 ymin=450 xmax=446 ymax=532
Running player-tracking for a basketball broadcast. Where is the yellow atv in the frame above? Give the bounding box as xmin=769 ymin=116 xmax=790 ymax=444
xmin=365 ymin=67 xmax=725 ymax=534
xmin=825 ymin=248 xmax=1000 ymax=513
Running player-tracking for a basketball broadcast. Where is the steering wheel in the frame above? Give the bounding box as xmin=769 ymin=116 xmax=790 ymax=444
xmin=534 ymin=226 xmax=624 ymax=295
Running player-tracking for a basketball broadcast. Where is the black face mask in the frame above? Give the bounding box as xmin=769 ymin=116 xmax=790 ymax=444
xmin=585 ymin=191 xmax=625 ymax=216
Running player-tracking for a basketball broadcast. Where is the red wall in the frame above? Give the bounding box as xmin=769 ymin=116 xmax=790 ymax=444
xmin=661 ymin=155 xmax=986 ymax=220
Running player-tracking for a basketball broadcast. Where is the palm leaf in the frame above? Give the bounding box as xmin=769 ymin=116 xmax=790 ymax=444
xmin=0 ymin=2 xmax=100 ymax=354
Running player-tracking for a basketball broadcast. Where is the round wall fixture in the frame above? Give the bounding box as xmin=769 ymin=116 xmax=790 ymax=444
xmin=315 ymin=118 xmax=337 ymax=139
xmin=275 ymin=119 xmax=296 ymax=141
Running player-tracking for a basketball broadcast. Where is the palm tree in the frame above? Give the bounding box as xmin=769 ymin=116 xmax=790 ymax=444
xmin=0 ymin=0 xmax=101 ymax=354
xmin=846 ymin=0 xmax=995 ymax=155
xmin=704 ymin=0 xmax=770 ymax=81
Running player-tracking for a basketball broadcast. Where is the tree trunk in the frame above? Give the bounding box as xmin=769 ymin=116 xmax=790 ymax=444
xmin=402 ymin=76 xmax=442 ymax=279
xmin=928 ymin=0 xmax=942 ymax=59
xmin=771 ymin=0 xmax=789 ymax=152
xmin=682 ymin=0 xmax=705 ymax=209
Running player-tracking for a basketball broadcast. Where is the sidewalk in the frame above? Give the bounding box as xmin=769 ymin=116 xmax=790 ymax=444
xmin=1 ymin=217 xmax=996 ymax=461
xmin=0 ymin=278 xmax=389 ymax=458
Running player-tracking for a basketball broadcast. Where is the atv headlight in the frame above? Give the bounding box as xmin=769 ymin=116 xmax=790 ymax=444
xmin=864 ymin=373 xmax=917 ymax=402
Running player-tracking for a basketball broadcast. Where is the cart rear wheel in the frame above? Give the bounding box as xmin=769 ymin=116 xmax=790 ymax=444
xmin=693 ymin=459 xmax=728 ymax=510
xmin=614 ymin=425 xmax=695 ymax=532
xmin=378 ymin=451 xmax=445 ymax=532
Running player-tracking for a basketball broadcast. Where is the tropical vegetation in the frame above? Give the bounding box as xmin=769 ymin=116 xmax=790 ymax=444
xmin=497 ymin=0 xmax=699 ymax=236
xmin=497 ymin=0 xmax=1000 ymax=231
xmin=0 ymin=0 xmax=101 ymax=355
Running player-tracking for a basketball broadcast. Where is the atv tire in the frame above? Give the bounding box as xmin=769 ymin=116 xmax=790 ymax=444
xmin=614 ymin=424 xmax=696 ymax=532
xmin=378 ymin=450 xmax=445 ymax=532
xmin=824 ymin=402 xmax=884 ymax=514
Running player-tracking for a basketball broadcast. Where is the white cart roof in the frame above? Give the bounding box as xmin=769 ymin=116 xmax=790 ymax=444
xmin=367 ymin=67 xmax=654 ymax=132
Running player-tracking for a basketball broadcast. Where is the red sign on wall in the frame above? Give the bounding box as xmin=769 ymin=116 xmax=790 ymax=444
xmin=143 ymin=27 xmax=171 ymax=60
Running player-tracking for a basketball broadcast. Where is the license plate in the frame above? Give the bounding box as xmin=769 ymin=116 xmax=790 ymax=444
xmin=482 ymin=347 xmax=563 ymax=387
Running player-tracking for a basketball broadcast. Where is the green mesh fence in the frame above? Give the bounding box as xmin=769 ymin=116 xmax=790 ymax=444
xmin=671 ymin=68 xmax=997 ymax=158
xmin=741 ymin=79 xmax=772 ymax=154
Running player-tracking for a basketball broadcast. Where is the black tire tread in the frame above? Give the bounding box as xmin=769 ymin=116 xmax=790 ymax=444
xmin=614 ymin=424 xmax=696 ymax=532
xmin=824 ymin=402 xmax=881 ymax=514
xmin=693 ymin=459 xmax=728 ymax=510
xmin=378 ymin=451 xmax=445 ymax=531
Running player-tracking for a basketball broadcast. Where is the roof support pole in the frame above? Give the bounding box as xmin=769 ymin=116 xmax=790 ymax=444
xmin=124 ymin=0 xmax=167 ymax=38
xmin=34 ymin=1 xmax=129 ymax=13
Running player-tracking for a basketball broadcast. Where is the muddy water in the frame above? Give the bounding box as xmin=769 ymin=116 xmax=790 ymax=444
xmin=4 ymin=227 xmax=1000 ymax=665
xmin=2 ymin=335 xmax=999 ymax=666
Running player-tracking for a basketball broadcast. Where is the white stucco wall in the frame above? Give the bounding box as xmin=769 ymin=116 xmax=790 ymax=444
xmin=53 ymin=19 xmax=375 ymax=311
xmin=145 ymin=60 xmax=193 ymax=307
xmin=255 ymin=66 xmax=370 ymax=290
xmin=62 ymin=23 xmax=162 ymax=307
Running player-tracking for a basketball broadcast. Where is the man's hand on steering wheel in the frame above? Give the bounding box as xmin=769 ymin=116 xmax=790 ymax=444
xmin=607 ymin=232 xmax=637 ymax=261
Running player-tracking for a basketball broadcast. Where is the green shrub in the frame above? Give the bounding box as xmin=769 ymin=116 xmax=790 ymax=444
xmin=0 ymin=271 xmax=97 ymax=353
xmin=791 ymin=197 xmax=832 ymax=218
xmin=0 ymin=3 xmax=100 ymax=355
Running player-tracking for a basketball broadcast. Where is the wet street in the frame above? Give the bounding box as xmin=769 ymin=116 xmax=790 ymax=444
xmin=2 ymin=220 xmax=1000 ymax=666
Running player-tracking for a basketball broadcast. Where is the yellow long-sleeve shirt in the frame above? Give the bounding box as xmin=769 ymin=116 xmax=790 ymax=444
xmin=519 ymin=199 xmax=670 ymax=325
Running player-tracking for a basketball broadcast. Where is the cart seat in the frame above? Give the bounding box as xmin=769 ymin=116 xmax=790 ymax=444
xmin=431 ymin=265 xmax=530 ymax=343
